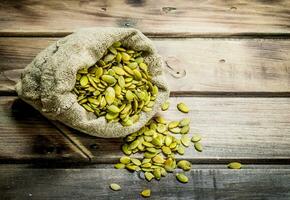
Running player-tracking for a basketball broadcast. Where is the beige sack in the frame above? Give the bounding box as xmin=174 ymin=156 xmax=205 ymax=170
xmin=16 ymin=27 xmax=170 ymax=138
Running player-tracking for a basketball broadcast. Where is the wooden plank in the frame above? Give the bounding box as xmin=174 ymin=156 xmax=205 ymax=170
xmin=0 ymin=165 xmax=289 ymax=199
xmin=0 ymin=96 xmax=89 ymax=162
xmin=1 ymin=0 xmax=290 ymax=36
xmin=31 ymin=97 xmax=290 ymax=163
xmin=1 ymin=37 xmax=290 ymax=94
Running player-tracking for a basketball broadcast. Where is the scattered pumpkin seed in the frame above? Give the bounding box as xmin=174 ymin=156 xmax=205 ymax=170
xmin=140 ymin=189 xmax=151 ymax=198
xmin=177 ymin=102 xmax=190 ymax=113
xmin=176 ymin=173 xmax=188 ymax=183
xmin=161 ymin=101 xmax=170 ymax=111
xmin=110 ymin=183 xmax=121 ymax=191
xmin=114 ymin=163 xmax=125 ymax=169
xmin=191 ymin=135 xmax=201 ymax=143
xmin=228 ymin=162 xmax=242 ymax=169
xmin=194 ymin=142 xmax=203 ymax=152
xmin=177 ymin=160 xmax=191 ymax=171
xmin=179 ymin=118 xmax=190 ymax=127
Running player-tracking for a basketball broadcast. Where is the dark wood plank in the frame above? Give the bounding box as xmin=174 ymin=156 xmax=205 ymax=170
xmin=1 ymin=0 xmax=290 ymax=36
xmin=1 ymin=37 xmax=290 ymax=94
xmin=1 ymin=164 xmax=289 ymax=200
xmin=0 ymin=96 xmax=89 ymax=162
xmin=48 ymin=97 xmax=290 ymax=163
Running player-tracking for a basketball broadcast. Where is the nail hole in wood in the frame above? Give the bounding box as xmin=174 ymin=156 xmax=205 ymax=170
xmin=101 ymin=7 xmax=107 ymax=11
xmin=230 ymin=6 xmax=237 ymax=10
xmin=90 ymin=143 xmax=99 ymax=150
xmin=219 ymin=59 xmax=226 ymax=63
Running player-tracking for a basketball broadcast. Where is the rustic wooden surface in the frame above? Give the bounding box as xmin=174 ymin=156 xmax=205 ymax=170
xmin=1 ymin=0 xmax=290 ymax=36
xmin=1 ymin=164 xmax=290 ymax=200
xmin=0 ymin=96 xmax=88 ymax=162
xmin=0 ymin=0 xmax=290 ymax=199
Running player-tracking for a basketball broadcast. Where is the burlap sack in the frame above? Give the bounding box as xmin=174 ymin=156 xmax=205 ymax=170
xmin=15 ymin=27 xmax=170 ymax=138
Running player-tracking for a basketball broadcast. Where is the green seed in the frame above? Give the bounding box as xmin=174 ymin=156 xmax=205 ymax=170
xmin=177 ymin=103 xmax=189 ymax=113
xmin=177 ymin=145 xmax=185 ymax=155
xmin=107 ymin=105 xmax=120 ymax=113
xmin=228 ymin=162 xmax=242 ymax=169
xmin=156 ymin=124 xmax=167 ymax=133
xmin=162 ymin=146 xmax=172 ymax=155
xmin=177 ymin=160 xmax=191 ymax=171
xmin=122 ymin=144 xmax=132 ymax=155
xmin=181 ymin=135 xmax=190 ymax=147
xmin=80 ymin=75 xmax=89 ymax=87
xmin=180 ymin=125 xmax=190 ymax=134
xmin=152 ymin=154 xmax=165 ymax=164
xmin=145 ymin=172 xmax=154 ymax=181
xmin=114 ymin=163 xmax=125 ymax=169
xmin=131 ymin=158 xmax=141 ymax=166
xmin=179 ymin=118 xmax=190 ymax=127
xmin=140 ymin=189 xmax=151 ymax=198
xmin=121 ymin=52 xmax=131 ymax=61
xmin=101 ymin=75 xmax=116 ymax=85
xmin=153 ymin=168 xmax=161 ymax=180
xmin=169 ymin=127 xmax=181 ymax=134
xmin=161 ymin=101 xmax=170 ymax=111
xmin=194 ymin=142 xmax=203 ymax=152
xmin=120 ymin=156 xmax=131 ymax=164
xmin=110 ymin=183 xmax=121 ymax=191
xmin=105 ymin=87 xmax=115 ymax=105
xmin=168 ymin=121 xmax=179 ymax=129
xmin=191 ymin=135 xmax=201 ymax=143
xmin=129 ymin=140 xmax=140 ymax=150
xmin=176 ymin=173 xmax=188 ymax=183
xmin=165 ymin=135 xmax=173 ymax=146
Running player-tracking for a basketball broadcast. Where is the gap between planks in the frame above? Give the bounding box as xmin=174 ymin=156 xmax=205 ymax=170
xmin=2 ymin=32 xmax=290 ymax=39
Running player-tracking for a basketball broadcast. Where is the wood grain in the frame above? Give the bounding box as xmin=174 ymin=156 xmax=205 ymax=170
xmin=47 ymin=97 xmax=290 ymax=163
xmin=0 ymin=96 xmax=88 ymax=162
xmin=1 ymin=165 xmax=289 ymax=200
xmin=1 ymin=0 xmax=290 ymax=36
xmin=1 ymin=37 xmax=290 ymax=94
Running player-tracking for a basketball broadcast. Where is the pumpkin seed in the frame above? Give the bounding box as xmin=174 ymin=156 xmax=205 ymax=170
xmin=168 ymin=121 xmax=179 ymax=129
xmin=177 ymin=160 xmax=191 ymax=171
xmin=80 ymin=76 xmax=89 ymax=86
xmin=179 ymin=118 xmax=190 ymax=127
xmin=191 ymin=135 xmax=201 ymax=143
xmin=153 ymin=168 xmax=161 ymax=180
xmin=176 ymin=173 xmax=188 ymax=183
xmin=152 ymin=154 xmax=165 ymax=164
xmin=120 ymin=156 xmax=131 ymax=164
xmin=228 ymin=162 xmax=242 ymax=169
xmin=131 ymin=158 xmax=141 ymax=166
xmin=177 ymin=102 xmax=189 ymax=113
xmin=161 ymin=101 xmax=170 ymax=111
xmin=114 ymin=163 xmax=125 ymax=169
xmin=194 ymin=142 xmax=203 ymax=152
xmin=140 ymin=189 xmax=151 ymax=198
xmin=180 ymin=125 xmax=190 ymax=134
xmin=145 ymin=172 xmax=154 ymax=181
xmin=162 ymin=146 xmax=172 ymax=155
xmin=181 ymin=135 xmax=190 ymax=147
xmin=177 ymin=145 xmax=185 ymax=155
xmin=110 ymin=183 xmax=121 ymax=191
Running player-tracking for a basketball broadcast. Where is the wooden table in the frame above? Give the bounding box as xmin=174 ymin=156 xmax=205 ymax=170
xmin=1 ymin=0 xmax=290 ymax=199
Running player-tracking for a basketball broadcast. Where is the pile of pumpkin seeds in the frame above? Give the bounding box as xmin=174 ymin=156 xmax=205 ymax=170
xmin=114 ymin=101 xmax=203 ymax=185
xmin=73 ymin=41 xmax=158 ymax=126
